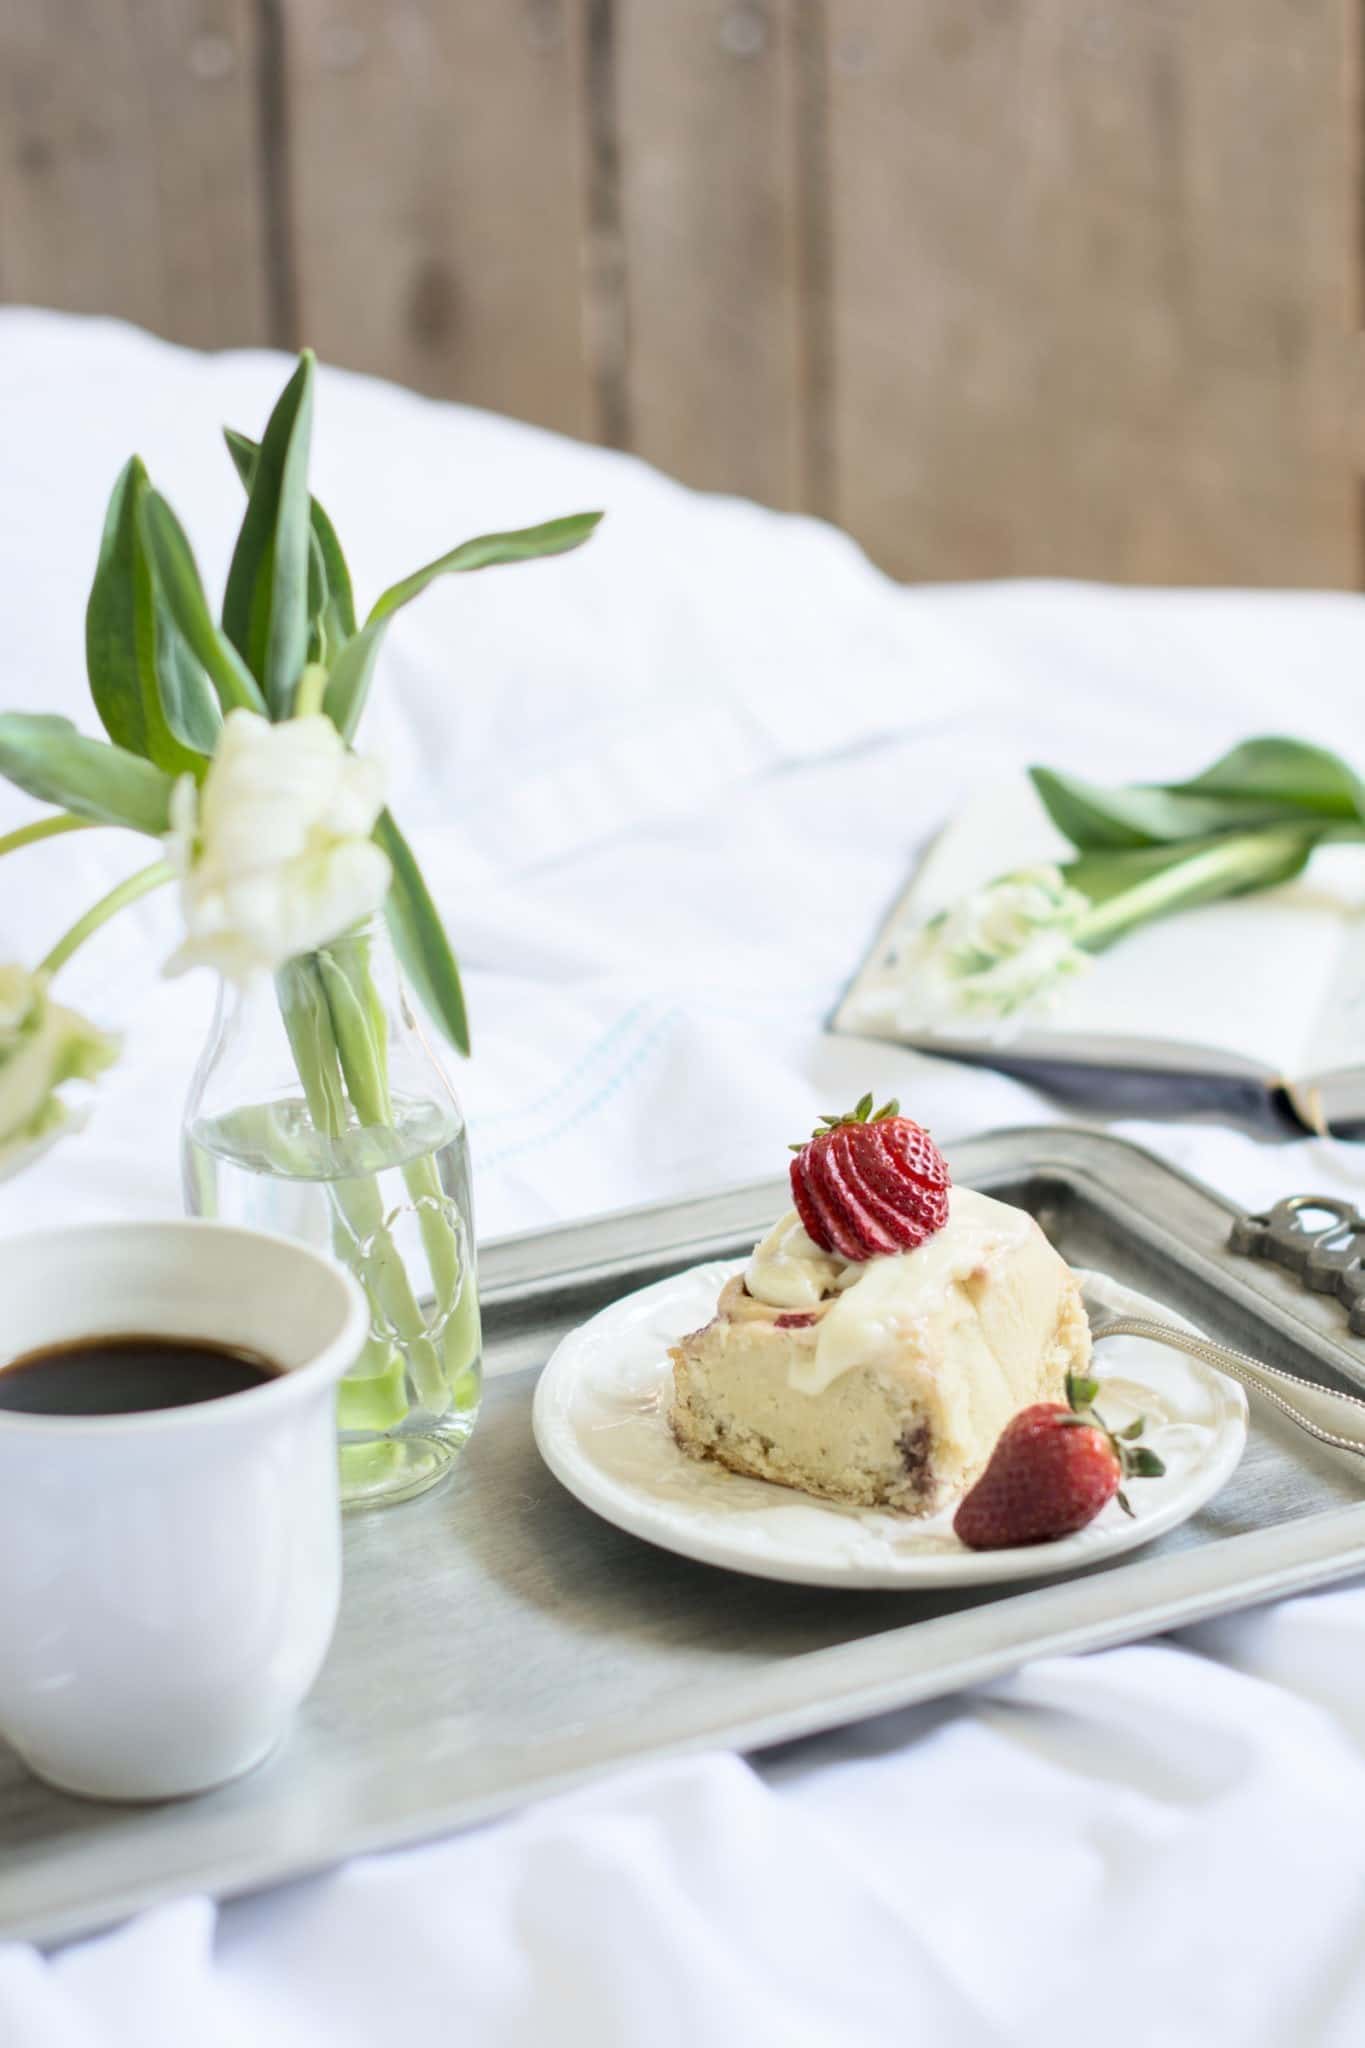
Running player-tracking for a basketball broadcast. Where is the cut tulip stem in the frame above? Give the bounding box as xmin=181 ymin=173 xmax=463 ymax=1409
xmin=1071 ymin=827 xmax=1318 ymax=953
xmin=0 ymin=815 xmax=100 ymax=861
xmin=275 ymin=942 xmax=457 ymax=1417
xmin=291 ymin=663 xmax=329 ymax=719
xmin=37 ymin=859 xmax=175 ymax=980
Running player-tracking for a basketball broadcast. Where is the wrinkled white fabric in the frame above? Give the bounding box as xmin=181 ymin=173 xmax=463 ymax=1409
xmin=3 ymin=309 xmax=1365 ymax=2044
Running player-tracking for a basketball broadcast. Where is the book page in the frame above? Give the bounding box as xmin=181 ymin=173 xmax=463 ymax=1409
xmin=847 ymin=784 xmax=1353 ymax=1081
xmin=1301 ymin=851 xmax=1365 ymax=1082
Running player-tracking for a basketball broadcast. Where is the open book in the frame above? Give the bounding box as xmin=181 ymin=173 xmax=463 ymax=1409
xmin=834 ymin=783 xmax=1365 ymax=1133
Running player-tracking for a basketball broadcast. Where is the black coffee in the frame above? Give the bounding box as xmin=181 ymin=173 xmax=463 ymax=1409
xmin=0 ymin=1336 xmax=282 ymax=1416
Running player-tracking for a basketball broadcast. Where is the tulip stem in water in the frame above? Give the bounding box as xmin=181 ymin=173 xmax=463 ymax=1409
xmin=37 ymin=859 xmax=175 ymax=980
xmin=275 ymin=945 xmax=464 ymax=1419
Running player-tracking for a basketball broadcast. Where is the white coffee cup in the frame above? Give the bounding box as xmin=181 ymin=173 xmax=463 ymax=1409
xmin=0 ymin=1219 xmax=367 ymax=1801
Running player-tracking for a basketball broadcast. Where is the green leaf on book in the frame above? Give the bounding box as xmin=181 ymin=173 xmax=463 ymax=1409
xmin=1029 ymin=766 xmax=1289 ymax=852
xmin=1172 ymin=736 xmax=1365 ymax=823
xmin=1032 ymin=737 xmax=1365 ymax=855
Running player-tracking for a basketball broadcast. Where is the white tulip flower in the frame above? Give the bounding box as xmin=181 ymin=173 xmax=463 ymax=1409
xmin=860 ymin=866 xmax=1092 ymax=1038
xmin=0 ymin=965 xmax=118 ymax=1180
xmin=164 ymin=711 xmax=392 ymax=984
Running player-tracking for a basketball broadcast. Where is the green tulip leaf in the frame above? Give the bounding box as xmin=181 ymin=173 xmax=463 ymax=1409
xmin=85 ymin=457 xmax=216 ymax=776
xmin=154 ymin=602 xmax=223 ymax=756
xmin=1033 ymin=735 xmax=1365 ymax=855
xmin=365 ymin=511 xmax=604 ymax=626
xmin=0 ymin=714 xmax=175 ymax=836
xmin=1030 ymin=764 xmax=1328 ymax=852
xmin=311 ymin=507 xmax=356 ymax=635
xmin=222 ymin=352 xmax=315 ymax=717
xmin=139 ymin=491 xmax=266 ymax=718
xmin=1034 ymin=767 xmax=1254 ymax=850
xmin=224 ymin=424 xmax=357 ymax=663
xmin=374 ymin=809 xmax=470 ymax=1056
xmin=323 ymin=619 xmax=387 ymax=742
xmin=326 ymin=511 xmax=603 ymax=740
xmin=1172 ymin=736 xmax=1365 ymax=822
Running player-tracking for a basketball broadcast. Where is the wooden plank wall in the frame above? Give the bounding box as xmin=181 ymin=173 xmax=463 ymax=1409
xmin=1 ymin=0 xmax=273 ymax=349
xmin=1 ymin=0 xmax=1356 ymax=587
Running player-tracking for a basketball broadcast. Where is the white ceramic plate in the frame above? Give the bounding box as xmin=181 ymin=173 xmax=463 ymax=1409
xmin=532 ymin=1261 xmax=1249 ymax=1588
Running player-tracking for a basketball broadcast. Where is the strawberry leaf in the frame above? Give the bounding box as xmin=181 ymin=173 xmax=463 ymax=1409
xmin=1066 ymin=1372 xmax=1100 ymax=1412
xmin=799 ymin=1093 xmax=913 ymax=1147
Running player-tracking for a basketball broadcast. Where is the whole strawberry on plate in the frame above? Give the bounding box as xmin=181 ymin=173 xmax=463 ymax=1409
xmin=953 ymin=1372 xmax=1165 ymax=1550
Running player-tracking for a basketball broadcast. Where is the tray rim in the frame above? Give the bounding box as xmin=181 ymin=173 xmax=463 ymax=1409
xmin=9 ymin=1124 xmax=1365 ymax=1951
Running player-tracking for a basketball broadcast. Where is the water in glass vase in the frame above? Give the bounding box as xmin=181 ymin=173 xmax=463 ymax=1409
xmin=185 ymin=1093 xmax=482 ymax=1507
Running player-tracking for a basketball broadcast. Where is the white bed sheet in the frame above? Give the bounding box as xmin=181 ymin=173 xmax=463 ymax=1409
xmin=3 ymin=311 xmax=1365 ymax=2044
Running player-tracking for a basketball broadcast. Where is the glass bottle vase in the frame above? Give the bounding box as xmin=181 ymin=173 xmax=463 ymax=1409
xmin=181 ymin=917 xmax=481 ymax=1508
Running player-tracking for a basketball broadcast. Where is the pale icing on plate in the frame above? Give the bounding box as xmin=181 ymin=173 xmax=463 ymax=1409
xmin=531 ymin=1261 xmax=1249 ymax=1588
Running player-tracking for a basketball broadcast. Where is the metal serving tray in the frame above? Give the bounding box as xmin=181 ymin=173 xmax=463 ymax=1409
xmin=6 ymin=1127 xmax=1365 ymax=1949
